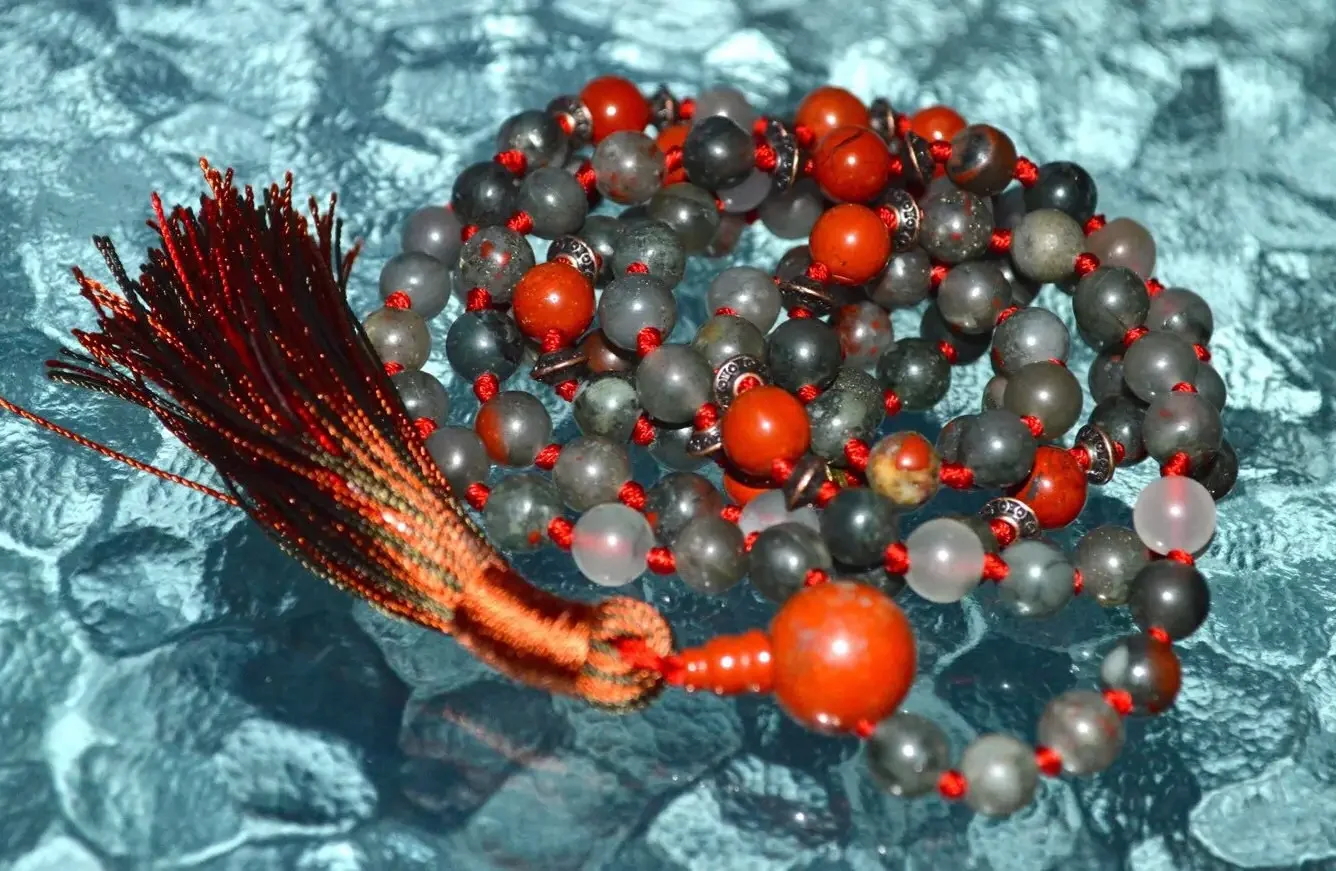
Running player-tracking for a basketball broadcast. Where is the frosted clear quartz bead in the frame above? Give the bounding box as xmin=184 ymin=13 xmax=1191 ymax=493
xmin=737 ymin=489 xmax=820 ymax=536
xmin=571 ymin=503 xmax=654 ymax=587
xmin=1132 ymin=476 xmax=1217 ymax=555
xmin=904 ymin=517 xmax=986 ymax=603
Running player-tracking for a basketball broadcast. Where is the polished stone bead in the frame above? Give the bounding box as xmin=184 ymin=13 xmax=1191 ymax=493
xmin=364 ymin=307 xmax=431 ymax=371
xmin=497 ymin=108 xmax=569 ymax=169
xmin=866 ymin=713 xmax=951 ymax=797
xmin=819 ymin=488 xmax=900 ymax=568
xmin=938 ymin=261 xmax=1013 ymax=334
xmin=682 ymin=115 xmax=755 ymax=190
xmin=1194 ymin=362 xmax=1227 ymax=412
xmin=935 ymin=415 xmax=974 ymax=464
xmin=612 ymin=218 xmax=687 ymax=289
xmin=1142 ymin=391 xmax=1222 ymax=468
xmin=1127 ymin=560 xmax=1210 ymax=639
xmin=1074 ymin=525 xmax=1150 ymax=607
xmin=674 ymin=515 xmax=747 ymax=595
xmin=592 ymin=131 xmax=666 ymax=205
xmin=581 ymin=329 xmax=637 ymax=375
xmin=648 ymin=423 xmax=709 ymax=472
xmin=707 ymin=265 xmax=783 ymax=332
xmin=451 ymin=161 xmax=520 ymax=226
xmin=1011 ymin=208 xmax=1085 ymax=285
xmin=1008 ymin=445 xmax=1088 ymax=529
xmin=1147 ymin=287 xmax=1213 ymax=344
xmin=946 ymin=123 xmax=1017 ymax=196
xmin=474 ymin=391 xmax=552 ymax=467
xmin=992 ymin=185 xmax=1027 ymax=230
xmin=1133 ymin=476 xmax=1217 ymax=555
xmin=997 ymin=538 xmax=1075 ymax=618
xmin=573 ymin=374 xmax=641 ymax=442
xmin=834 ymin=302 xmax=894 ymax=369
xmin=993 ymin=256 xmax=1042 ymax=307
xmin=918 ymin=303 xmax=992 ymax=365
xmin=576 ymin=214 xmax=621 ymax=286
xmin=552 ymin=435 xmax=632 ymax=511
xmin=1002 ymin=360 xmax=1084 ymax=438
xmin=869 ymin=248 xmax=934 ymax=309
xmin=867 ymin=432 xmax=941 ymax=510
xmin=444 ymin=310 xmax=523 ymax=381
xmin=483 ymin=473 xmax=563 ymax=551
xmin=1087 ymin=216 xmax=1157 ymax=279
xmin=1194 ymin=438 xmax=1238 ymax=502
xmin=1072 ymin=266 xmax=1151 ymax=351
xmin=1037 ymin=690 xmax=1124 ymax=775
xmin=1122 ymin=332 xmax=1199 ymax=403
xmin=919 ymin=185 xmax=994 ymax=263
xmin=692 ymin=314 xmax=767 ymax=369
xmin=758 ymin=178 xmax=825 ymax=239
xmin=636 ymin=344 xmax=714 ymax=425
xmin=426 ymin=425 xmax=491 ymax=492
xmin=708 ymin=214 xmax=748 ymax=258
xmin=1099 ymin=634 xmax=1183 ymax=715
xmin=1024 ymin=161 xmax=1098 ymax=222
xmin=991 ymin=307 xmax=1070 ymax=375
xmin=391 ymin=369 xmax=451 ymax=424
xmin=1089 ymin=349 xmax=1131 ymax=404
xmin=402 ymin=205 xmax=463 ymax=266
xmin=517 ymin=166 xmax=588 ymax=239
xmin=737 ymin=489 xmax=820 ymax=536
xmin=648 ymin=182 xmax=721 ymax=253
xmin=806 ymin=367 xmax=885 ymax=463
xmin=960 ymin=734 xmax=1039 ymax=817
xmin=983 ymin=374 xmax=1008 ymax=410
xmin=748 ymin=521 xmax=833 ymax=604
xmin=380 ymin=250 xmax=452 ymax=320
xmin=571 ymin=502 xmax=654 ymax=587
xmin=458 ymin=226 xmax=536 ymax=303
xmin=645 ymin=472 xmax=723 ymax=545
xmin=959 ymin=409 xmax=1038 ymax=488
xmin=875 ymin=338 xmax=952 ymax=410
xmin=598 ymin=273 xmax=678 ymax=352
xmin=775 ymin=245 xmax=812 ymax=282
xmin=904 ymin=516 xmax=986 ymax=603
xmin=717 ymin=169 xmax=773 ymax=214
xmin=692 ymin=85 xmax=759 ymax=130
xmin=768 ymin=319 xmax=844 ymax=392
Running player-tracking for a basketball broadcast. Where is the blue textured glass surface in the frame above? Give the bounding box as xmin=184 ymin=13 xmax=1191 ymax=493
xmin=0 ymin=0 xmax=1332 ymax=868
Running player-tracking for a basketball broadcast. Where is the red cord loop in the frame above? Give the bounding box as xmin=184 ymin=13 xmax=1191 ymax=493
xmin=534 ymin=444 xmax=562 ymax=470
xmin=988 ymin=518 xmax=1017 ymax=548
xmin=618 ymin=481 xmax=647 ymax=511
xmin=383 ymin=361 xmax=405 ymax=376
xmin=928 ymin=141 xmax=952 ymax=164
xmin=1083 ymin=214 xmax=1107 ymax=235
xmin=646 ymin=546 xmax=677 ymax=575
xmin=803 ymin=568 xmax=830 ymax=587
xmin=1194 ymin=344 xmax=1211 ymax=362
xmin=1172 ymin=382 xmax=1197 ymax=393
xmin=1145 ymin=278 xmax=1165 ymax=296
xmin=461 ymin=224 xmax=479 ymax=242
xmin=465 ymin=288 xmax=493 ymax=311
xmin=464 ymin=482 xmax=490 ymax=510
xmin=754 ymin=143 xmax=778 ymax=172
xmin=937 ymin=340 xmax=958 ymax=365
xmin=1013 ymin=157 xmax=1039 ymax=187
xmin=1072 ymin=568 xmax=1084 ymax=596
xmin=1103 ymin=689 xmax=1134 ymax=717
xmin=495 ymin=149 xmax=528 ymax=175
xmin=1035 ymin=747 xmax=1063 ymax=777
xmin=625 ymin=261 xmax=650 ymax=275
xmin=875 ymin=205 xmax=898 ymax=233
xmin=1020 ymin=415 xmax=1045 ymax=438
xmin=796 ymin=384 xmax=820 ymax=404
xmin=631 ymin=415 xmax=656 ymax=446
xmin=636 ymin=326 xmax=663 ymax=357
xmin=883 ymin=390 xmax=902 ymax=416
xmin=575 ymin=161 xmax=598 ymax=198
xmin=554 ymin=380 xmax=578 ymax=402
xmin=988 ymin=228 xmax=1012 ymax=254
xmin=843 ymin=438 xmax=870 ymax=472
xmin=384 ymin=290 xmax=412 ymax=310
xmin=1166 ymin=549 xmax=1195 ymax=565
xmin=805 ymin=261 xmax=831 ymax=283
xmin=473 ymin=373 xmax=500 ymax=402
xmin=412 ymin=417 xmax=437 ymax=440
xmin=1074 ymin=252 xmax=1100 ymax=277
xmin=930 ymin=264 xmax=949 ymax=289
xmin=995 ymin=306 xmax=1019 ymax=326
xmin=1069 ymin=445 xmax=1092 ymax=470
xmin=939 ymin=462 xmax=973 ymax=489
xmin=884 ymin=541 xmax=910 ymax=575
xmin=1122 ymin=325 xmax=1149 ymax=347
xmin=547 ymin=516 xmax=574 ymax=549
xmin=540 ymin=329 xmax=565 ymax=354
xmin=937 ymin=771 xmax=967 ymax=800
xmin=693 ymin=403 xmax=719 ymax=432
xmin=982 ymin=553 xmax=1009 ymax=581
xmin=506 ymin=211 xmax=534 ymax=235
xmin=1161 ymin=452 xmax=1191 ymax=477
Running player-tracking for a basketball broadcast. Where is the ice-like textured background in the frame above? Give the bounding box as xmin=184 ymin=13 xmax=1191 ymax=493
xmin=0 ymin=0 xmax=1334 ymax=868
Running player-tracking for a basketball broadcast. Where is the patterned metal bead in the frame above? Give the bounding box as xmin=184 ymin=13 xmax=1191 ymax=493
xmin=778 ymin=274 xmax=835 ymax=316
xmin=686 ymin=421 xmax=723 ymax=458
xmin=782 ymin=454 xmax=830 ymax=510
xmin=546 ymin=235 xmax=600 ymax=282
xmin=546 ymin=94 xmax=594 ymax=149
xmin=765 ymin=119 xmax=801 ymax=192
xmin=712 ymin=354 xmax=768 ymax=408
xmin=900 ymin=131 xmax=935 ymax=187
xmin=880 ymin=187 xmax=921 ymax=252
xmin=530 ymin=346 xmax=588 ymax=386
xmin=1075 ymin=423 xmax=1117 ymax=485
xmin=980 ymin=496 xmax=1041 ymax=540
xmin=868 ymin=97 xmax=897 ymax=142
xmin=649 ymin=84 xmax=681 ymax=130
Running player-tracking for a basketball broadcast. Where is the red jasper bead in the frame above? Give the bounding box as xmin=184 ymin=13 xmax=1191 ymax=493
xmin=909 ymin=104 xmax=968 ymax=142
xmin=1008 ymin=444 xmax=1089 ymax=529
xmin=795 ymin=86 xmax=870 ymax=143
xmin=656 ymin=123 xmax=690 ymax=185
xmin=721 ymin=386 xmax=811 ymax=478
xmin=511 ymin=262 xmax=595 ymax=343
xmin=580 ymin=75 xmax=651 ymax=143
xmin=808 ymin=203 xmax=891 ymax=285
xmin=769 ymin=581 xmax=916 ymax=733
xmin=812 ymin=125 xmax=892 ymax=203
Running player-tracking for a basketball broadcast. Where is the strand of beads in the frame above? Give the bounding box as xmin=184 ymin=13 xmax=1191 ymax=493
xmin=360 ymin=76 xmax=1236 ymax=818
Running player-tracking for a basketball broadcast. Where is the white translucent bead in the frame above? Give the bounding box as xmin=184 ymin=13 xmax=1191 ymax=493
xmin=904 ymin=517 xmax=986 ymax=603
xmin=737 ymin=489 xmax=820 ymax=536
xmin=571 ymin=503 xmax=654 ymax=587
xmin=1133 ymin=475 xmax=1217 ymax=555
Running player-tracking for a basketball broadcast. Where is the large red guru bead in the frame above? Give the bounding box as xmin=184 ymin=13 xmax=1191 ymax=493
xmin=580 ymin=75 xmax=651 ymax=142
xmin=511 ymin=261 xmax=595 ymax=342
xmin=721 ymin=385 xmax=811 ymax=478
xmin=1008 ymin=444 xmax=1089 ymax=529
xmin=769 ymin=581 xmax=916 ymax=733
xmin=812 ymin=125 xmax=892 ymax=203
xmin=795 ymin=86 xmax=870 ymax=142
xmin=808 ymin=203 xmax=891 ymax=285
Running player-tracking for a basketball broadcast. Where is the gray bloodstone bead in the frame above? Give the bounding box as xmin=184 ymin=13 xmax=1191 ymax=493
xmin=517 ymin=166 xmax=588 ymax=239
xmin=364 ymin=307 xmax=431 ymax=371
xmin=613 ymin=219 xmax=687 ymax=289
xmin=1099 ymin=633 xmax=1183 ymax=715
xmin=707 ymin=266 xmax=782 ymax=332
xmin=997 ymin=538 xmax=1075 ymax=618
xmin=379 ymin=251 xmax=452 ymax=320
xmin=992 ymin=186 xmax=1027 ymax=231
xmin=983 ymin=374 xmax=1008 ymax=410
xmin=459 ymin=226 xmax=536 ymax=303
xmin=674 ymin=515 xmax=747 ymax=595
xmin=451 ymin=161 xmax=519 ymax=226
xmin=937 ymin=261 xmax=1013 ymax=334
xmin=748 ymin=521 xmax=833 ymax=604
xmin=936 ymin=415 xmax=975 ymax=464
xmin=819 ymin=489 xmax=900 ymax=569
xmin=476 ymin=392 xmax=551 ymax=467
xmin=919 ymin=185 xmax=994 ymax=263
xmin=646 ymin=472 xmax=723 ymax=545
xmin=445 ymin=310 xmax=523 ymax=381
xmin=993 ymin=256 xmax=1041 ymax=307
xmin=573 ymin=374 xmax=641 ymax=442
xmin=1142 ymin=391 xmax=1222 ymax=468
xmin=1128 ymin=561 xmax=1210 ymax=640
xmin=1002 ymin=361 xmax=1083 ymax=438
xmin=1088 ymin=349 xmax=1130 ymax=403
xmin=1194 ymin=363 xmax=1227 ymax=412
xmin=483 ymin=473 xmax=563 ymax=551
xmin=648 ymin=423 xmax=708 ymax=471
xmin=391 ymin=369 xmax=451 ymax=424
xmin=919 ymin=303 xmax=992 ymax=365
xmin=774 ymin=245 xmax=812 ymax=282
xmin=648 ymin=182 xmax=721 ymax=253
xmin=870 ymin=248 xmax=934 ymax=309
xmin=692 ymin=314 xmax=767 ymax=369
xmin=717 ymin=170 xmax=772 ymax=214
xmin=806 ymin=367 xmax=885 ymax=464
xmin=834 ymin=301 xmax=894 ymax=369
xmin=692 ymin=85 xmax=758 ymax=130
xmin=1193 ymin=438 xmax=1238 ymax=502
xmin=598 ymin=274 xmax=678 ymax=352
xmin=496 ymin=108 xmax=569 ymax=169
xmin=636 ymin=344 xmax=713 ymax=426
xmin=946 ymin=124 xmax=1018 ymax=196
xmin=1037 ymin=690 xmax=1124 ymax=775
xmin=1024 ymin=161 xmax=1098 ymax=222
xmin=875 ymin=338 xmax=951 ymax=411
xmin=592 ymin=131 xmax=666 ymax=205
xmin=576 ymin=214 xmax=621 ymax=286
xmin=1074 ymin=525 xmax=1149 ymax=607
xmin=768 ymin=319 xmax=844 ymax=392
xmin=1072 ymin=266 xmax=1151 ymax=351
xmin=1147 ymin=287 xmax=1213 ymax=344
xmin=960 ymin=734 xmax=1039 ymax=817
xmin=1087 ymin=216 xmax=1157 ymax=279
xmin=402 ymin=205 xmax=463 ymax=266
xmin=552 ymin=435 xmax=632 ymax=511
xmin=866 ymin=713 xmax=951 ymax=798
xmin=426 ymin=425 xmax=490 ymax=492
xmin=758 ymin=178 xmax=825 ymax=239
xmin=991 ymin=307 xmax=1070 ymax=375
xmin=959 ymin=409 xmax=1037 ymax=488
xmin=1122 ymin=332 xmax=1199 ymax=403
xmin=682 ymin=115 xmax=755 ymax=190
xmin=1090 ymin=396 xmax=1149 ymax=466
xmin=1011 ymin=208 xmax=1085 ymax=285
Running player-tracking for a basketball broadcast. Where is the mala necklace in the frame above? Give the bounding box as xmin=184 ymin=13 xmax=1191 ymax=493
xmin=0 ymin=78 xmax=1236 ymax=819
